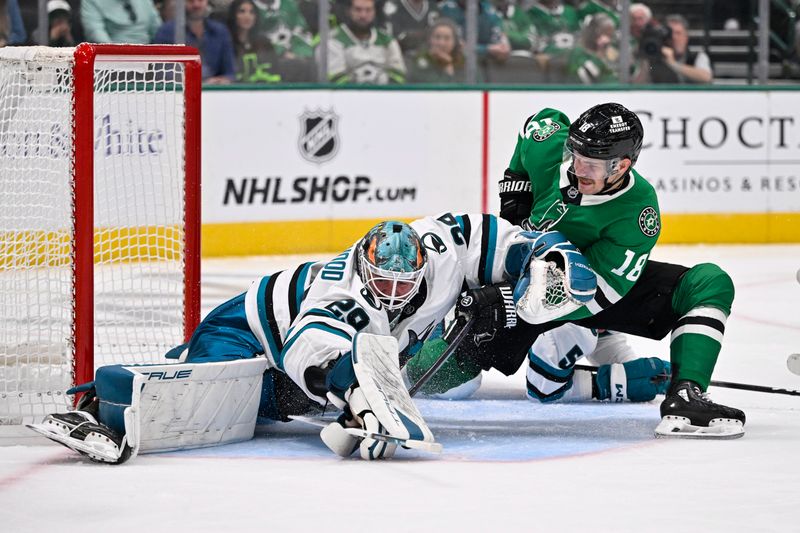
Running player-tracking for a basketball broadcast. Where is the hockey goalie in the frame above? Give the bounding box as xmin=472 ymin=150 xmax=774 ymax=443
xmin=29 ymin=213 xmax=597 ymax=463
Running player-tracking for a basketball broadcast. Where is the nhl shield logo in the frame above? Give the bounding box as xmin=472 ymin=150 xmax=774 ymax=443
xmin=298 ymin=109 xmax=340 ymax=163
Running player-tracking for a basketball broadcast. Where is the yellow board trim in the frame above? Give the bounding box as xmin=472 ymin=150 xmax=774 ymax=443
xmin=659 ymin=213 xmax=800 ymax=244
xmin=202 ymin=213 xmax=800 ymax=257
xmin=4 ymin=214 xmax=798 ymax=266
xmin=202 ymin=218 xmax=416 ymax=256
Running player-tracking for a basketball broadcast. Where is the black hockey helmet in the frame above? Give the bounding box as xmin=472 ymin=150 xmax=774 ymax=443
xmin=566 ymin=102 xmax=644 ymax=166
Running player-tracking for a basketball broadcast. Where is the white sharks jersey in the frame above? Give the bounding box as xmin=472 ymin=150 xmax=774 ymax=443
xmin=244 ymin=212 xmax=525 ymax=404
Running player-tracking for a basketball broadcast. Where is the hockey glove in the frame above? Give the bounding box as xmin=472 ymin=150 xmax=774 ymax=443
xmin=322 ymin=352 xmax=397 ymax=460
xmin=457 ymin=283 xmax=517 ymax=332
xmin=595 ymin=357 xmax=672 ymax=402
xmin=498 ymin=168 xmax=533 ymax=226
xmin=505 ymin=230 xmax=573 ymax=280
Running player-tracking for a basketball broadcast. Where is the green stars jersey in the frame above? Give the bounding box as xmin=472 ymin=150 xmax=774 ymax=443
xmin=254 ymin=0 xmax=316 ymax=58
xmin=565 ymin=46 xmax=617 ymax=83
xmin=325 ymin=24 xmax=406 ymax=84
xmin=576 ymin=0 xmax=620 ymax=26
xmin=506 ymin=107 xmax=660 ymax=320
xmin=507 ymin=1 xmax=580 ymax=53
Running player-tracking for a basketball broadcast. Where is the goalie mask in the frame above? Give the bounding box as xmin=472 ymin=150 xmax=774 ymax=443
xmin=358 ymin=221 xmax=427 ymax=311
xmin=565 ymin=102 xmax=643 ymax=194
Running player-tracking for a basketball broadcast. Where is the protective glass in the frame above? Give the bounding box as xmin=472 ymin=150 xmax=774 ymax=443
xmin=360 ymin=256 xmax=426 ymax=310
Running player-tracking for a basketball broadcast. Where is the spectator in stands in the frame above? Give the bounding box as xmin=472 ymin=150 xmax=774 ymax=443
xmin=382 ymin=0 xmax=439 ymax=55
xmin=577 ymin=0 xmax=620 ymax=27
xmin=323 ymin=0 xmax=406 ymax=84
xmin=408 ymin=18 xmax=466 ymax=83
xmin=154 ymin=0 xmax=236 ymax=84
xmin=563 ymin=12 xmax=617 ymax=84
xmin=81 ymin=0 xmax=161 ymax=44
xmin=227 ymin=0 xmax=283 ymax=83
xmin=0 ymin=0 xmax=26 ymax=46
xmin=439 ymin=0 xmax=510 ymax=64
xmin=252 ymin=0 xmax=315 ymax=60
xmin=210 ymin=0 xmax=235 ymax=18
xmin=155 ymin=0 xmax=177 ymax=23
xmin=42 ymin=0 xmax=76 ymax=47
xmin=629 ymin=3 xmax=651 ymax=42
xmin=506 ymin=0 xmax=579 ymax=52
xmin=504 ymin=0 xmax=578 ymax=81
xmin=635 ymin=13 xmax=712 ymax=84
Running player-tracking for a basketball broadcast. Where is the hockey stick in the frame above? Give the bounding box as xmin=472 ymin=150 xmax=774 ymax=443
xmin=288 ymin=415 xmax=442 ymax=453
xmin=407 ymin=314 xmax=476 ymax=397
xmin=574 ymin=364 xmax=800 ymax=397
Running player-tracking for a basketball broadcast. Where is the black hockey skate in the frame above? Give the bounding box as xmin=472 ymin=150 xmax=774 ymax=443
xmin=655 ymin=380 xmax=745 ymax=439
xmin=27 ymin=411 xmax=132 ymax=464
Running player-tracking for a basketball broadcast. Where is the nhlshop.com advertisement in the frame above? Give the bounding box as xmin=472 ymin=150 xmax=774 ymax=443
xmin=202 ymin=90 xmax=483 ymax=224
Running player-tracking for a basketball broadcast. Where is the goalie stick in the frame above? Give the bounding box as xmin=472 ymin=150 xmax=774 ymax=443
xmin=289 ymin=415 xmax=442 ymax=453
xmin=574 ymin=364 xmax=800 ymax=397
xmin=407 ymin=314 xmax=476 ymax=397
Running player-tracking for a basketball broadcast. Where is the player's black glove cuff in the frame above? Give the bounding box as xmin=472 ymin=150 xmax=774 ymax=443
xmin=498 ymin=169 xmax=533 ymax=227
xmin=456 ymin=283 xmax=517 ymax=332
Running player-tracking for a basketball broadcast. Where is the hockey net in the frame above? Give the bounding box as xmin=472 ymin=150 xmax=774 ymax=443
xmin=0 ymin=45 xmax=201 ymax=424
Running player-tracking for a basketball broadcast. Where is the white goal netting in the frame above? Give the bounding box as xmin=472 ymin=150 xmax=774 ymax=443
xmin=0 ymin=46 xmax=195 ymax=424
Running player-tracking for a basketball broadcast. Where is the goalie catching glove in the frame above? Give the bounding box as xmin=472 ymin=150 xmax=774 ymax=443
xmin=321 ymin=333 xmax=437 ymax=460
xmin=510 ymin=230 xmax=597 ymax=324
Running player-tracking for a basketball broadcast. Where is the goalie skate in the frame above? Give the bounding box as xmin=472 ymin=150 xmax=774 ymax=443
xmin=27 ymin=412 xmax=131 ymax=464
xmin=654 ymin=380 xmax=745 ymax=440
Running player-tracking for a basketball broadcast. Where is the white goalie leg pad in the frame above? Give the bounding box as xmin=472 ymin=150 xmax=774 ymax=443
xmin=655 ymin=416 xmax=744 ymax=440
xmin=352 ymin=333 xmax=435 ymax=444
xmin=124 ymin=357 xmax=269 ymax=456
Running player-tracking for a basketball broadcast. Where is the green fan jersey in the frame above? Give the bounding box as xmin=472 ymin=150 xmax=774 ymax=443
xmin=576 ymin=0 xmax=620 ymax=26
xmin=326 ymin=24 xmax=407 ymax=84
xmin=506 ymin=107 xmax=661 ymax=320
xmin=564 ymin=46 xmax=617 ymax=83
xmin=254 ymin=0 xmax=315 ymax=58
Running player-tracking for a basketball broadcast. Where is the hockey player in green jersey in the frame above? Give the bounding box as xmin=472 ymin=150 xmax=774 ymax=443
xmin=408 ymin=102 xmax=746 ymax=439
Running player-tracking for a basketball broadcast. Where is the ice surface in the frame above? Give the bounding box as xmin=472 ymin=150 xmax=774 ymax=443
xmin=1 ymin=245 xmax=799 ymax=532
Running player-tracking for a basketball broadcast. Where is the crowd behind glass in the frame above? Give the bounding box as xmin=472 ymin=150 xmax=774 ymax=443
xmin=3 ymin=0 xmax=799 ymax=85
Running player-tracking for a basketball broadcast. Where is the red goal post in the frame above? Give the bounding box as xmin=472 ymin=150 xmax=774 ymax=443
xmin=0 ymin=44 xmax=201 ymax=423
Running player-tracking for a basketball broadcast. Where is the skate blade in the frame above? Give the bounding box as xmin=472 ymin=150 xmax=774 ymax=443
xmin=27 ymin=423 xmax=122 ymax=462
xmin=654 ymin=415 xmax=744 ymax=440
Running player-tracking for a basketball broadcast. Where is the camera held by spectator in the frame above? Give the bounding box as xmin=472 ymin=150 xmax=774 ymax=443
xmin=637 ymin=21 xmax=671 ymax=63
xmin=635 ymin=15 xmax=712 ymax=84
